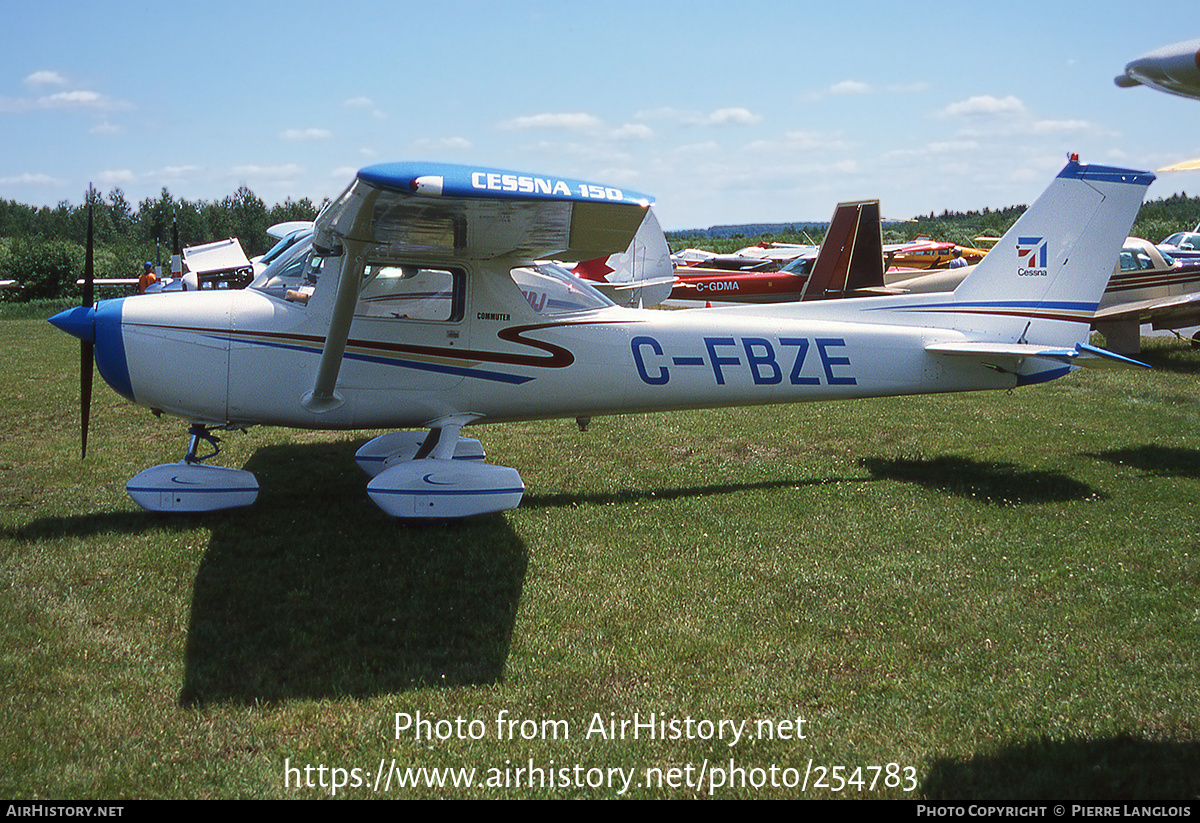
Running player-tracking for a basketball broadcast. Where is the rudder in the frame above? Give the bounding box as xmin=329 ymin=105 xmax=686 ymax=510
xmin=948 ymin=160 xmax=1154 ymax=347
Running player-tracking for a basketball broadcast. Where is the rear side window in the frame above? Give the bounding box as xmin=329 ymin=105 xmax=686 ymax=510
xmin=356 ymin=265 xmax=464 ymax=322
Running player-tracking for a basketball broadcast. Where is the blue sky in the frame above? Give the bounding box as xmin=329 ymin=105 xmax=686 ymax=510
xmin=2 ymin=0 xmax=1199 ymax=230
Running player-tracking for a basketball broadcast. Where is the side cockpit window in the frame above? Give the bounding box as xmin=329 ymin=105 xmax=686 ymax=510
xmin=509 ymin=263 xmax=613 ymax=315
xmin=355 ymin=265 xmax=464 ymax=322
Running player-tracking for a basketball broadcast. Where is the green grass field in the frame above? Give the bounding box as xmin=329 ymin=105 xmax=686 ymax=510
xmin=2 ymin=306 xmax=1198 ymax=799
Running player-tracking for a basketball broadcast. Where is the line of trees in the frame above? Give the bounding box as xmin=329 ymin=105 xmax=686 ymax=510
xmin=0 ymin=185 xmax=321 ymax=301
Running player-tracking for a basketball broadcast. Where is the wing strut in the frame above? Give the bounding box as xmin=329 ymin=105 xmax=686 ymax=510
xmin=302 ymin=249 xmax=362 ymax=413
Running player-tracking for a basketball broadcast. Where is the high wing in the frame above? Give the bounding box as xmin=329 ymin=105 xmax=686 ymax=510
xmin=266 ymin=220 xmax=315 ymax=240
xmin=1094 ymin=292 xmax=1200 ymax=331
xmin=180 ymin=237 xmax=253 ymax=289
xmin=303 ymin=162 xmax=653 ymax=412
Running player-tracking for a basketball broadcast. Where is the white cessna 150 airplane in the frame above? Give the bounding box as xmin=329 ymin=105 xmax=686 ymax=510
xmin=51 ymin=159 xmax=1153 ymax=519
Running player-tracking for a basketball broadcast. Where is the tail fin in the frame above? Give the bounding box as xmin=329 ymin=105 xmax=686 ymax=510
xmin=572 ymin=208 xmax=674 ymax=307
xmin=948 ymin=161 xmax=1154 ymax=347
xmin=802 ymin=200 xmax=884 ymax=299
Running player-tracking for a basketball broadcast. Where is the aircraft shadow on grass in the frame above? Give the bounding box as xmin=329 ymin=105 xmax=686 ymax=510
xmin=174 ymin=446 xmax=863 ymax=705
xmin=922 ymin=734 xmax=1200 ymax=799
xmin=2 ymin=439 xmax=526 ymax=706
xmin=5 ymin=436 xmax=870 ymax=707
xmin=1089 ymin=444 xmax=1200 ymax=480
xmin=176 ymin=439 xmax=530 ymax=706
xmin=7 ymin=443 xmax=1104 ymax=706
xmin=858 ymin=455 xmax=1103 ymax=505
xmin=519 ymin=475 xmax=859 ymax=511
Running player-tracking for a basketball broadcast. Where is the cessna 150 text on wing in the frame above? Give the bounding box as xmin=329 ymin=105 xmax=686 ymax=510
xmin=51 ymin=159 xmax=1153 ymax=519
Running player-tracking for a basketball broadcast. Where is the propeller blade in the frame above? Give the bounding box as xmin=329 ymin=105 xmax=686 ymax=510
xmin=81 ymin=341 xmax=93 ymax=459
xmin=81 ymin=193 xmax=94 ymax=458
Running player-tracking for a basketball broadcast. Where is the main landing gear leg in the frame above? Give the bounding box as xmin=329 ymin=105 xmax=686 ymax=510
xmin=353 ymin=429 xmax=486 ymax=477
xmin=124 ymin=424 xmax=259 ymax=513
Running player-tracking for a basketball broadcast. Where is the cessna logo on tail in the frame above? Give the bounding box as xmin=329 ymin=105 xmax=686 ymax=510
xmin=1017 ymin=236 xmax=1049 ymax=276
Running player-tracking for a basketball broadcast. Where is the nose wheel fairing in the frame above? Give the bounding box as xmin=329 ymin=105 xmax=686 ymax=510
xmin=125 ymin=425 xmax=259 ymax=513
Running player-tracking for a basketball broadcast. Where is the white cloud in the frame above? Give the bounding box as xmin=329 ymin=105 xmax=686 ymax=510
xmin=611 ymin=122 xmax=653 ymax=140
xmin=280 ymin=127 xmax=332 ymax=141
xmin=702 ymin=107 xmax=761 ymax=126
xmin=926 ymin=140 xmax=982 ymax=154
xmin=0 ymin=89 xmax=130 ymax=112
xmin=43 ymin=90 xmax=131 ymax=111
xmin=0 ymin=172 xmax=59 ymax=186
xmin=97 ymin=169 xmax=136 ymax=185
xmin=1031 ymin=118 xmax=1092 ymax=134
xmin=231 ymin=164 xmax=303 ymax=180
xmin=940 ymin=95 xmax=1027 ymax=117
xmin=673 ymin=140 xmax=720 ymax=155
xmin=831 ymin=80 xmax=870 ymax=95
xmin=45 ymin=90 xmax=102 ymax=106
xmin=344 ymin=95 xmax=385 ymax=119
xmin=639 ymin=106 xmax=761 ymax=127
xmin=498 ymin=112 xmax=655 ymax=143
xmin=154 ymin=166 xmax=203 ymax=185
xmin=24 ymin=70 xmax=67 ymax=87
xmin=161 ymin=165 xmax=201 ymax=177
xmin=412 ymin=136 xmax=473 ymax=151
xmin=500 ymin=112 xmax=604 ymax=131
xmin=784 ymin=130 xmax=847 ymax=150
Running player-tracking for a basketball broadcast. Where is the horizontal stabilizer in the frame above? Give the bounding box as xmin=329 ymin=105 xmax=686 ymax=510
xmin=926 ymin=340 xmax=1149 ymax=369
xmin=1072 ymin=341 xmax=1151 ymax=369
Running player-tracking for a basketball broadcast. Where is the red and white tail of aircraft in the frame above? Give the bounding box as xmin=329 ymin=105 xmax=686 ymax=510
xmin=666 ymin=200 xmax=882 ymax=305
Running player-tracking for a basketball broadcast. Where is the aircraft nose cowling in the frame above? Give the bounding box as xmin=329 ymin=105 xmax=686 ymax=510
xmin=50 ymin=300 xmax=134 ymax=402
xmin=49 ymin=305 xmax=96 ymax=343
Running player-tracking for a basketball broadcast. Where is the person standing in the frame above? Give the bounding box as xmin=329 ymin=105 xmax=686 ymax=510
xmin=137 ymin=262 xmax=158 ymax=294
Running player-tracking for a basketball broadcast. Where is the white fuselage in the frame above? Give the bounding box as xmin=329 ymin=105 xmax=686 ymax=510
xmin=106 ymin=257 xmax=1026 ymax=433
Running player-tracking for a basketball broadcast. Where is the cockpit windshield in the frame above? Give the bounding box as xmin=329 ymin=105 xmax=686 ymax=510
xmin=258 ymin=229 xmax=313 ymax=268
xmin=249 ymin=236 xmax=323 ymax=303
xmin=780 ymin=256 xmax=814 ymax=275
